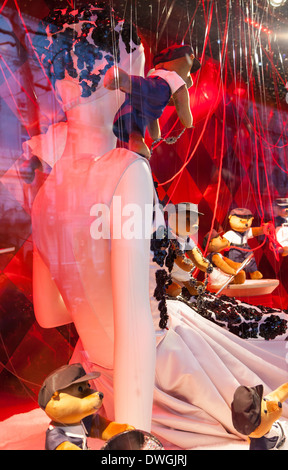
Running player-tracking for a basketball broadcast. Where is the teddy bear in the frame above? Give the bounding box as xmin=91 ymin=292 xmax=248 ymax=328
xmin=224 ymin=208 xmax=265 ymax=280
xmin=202 ymin=229 xmax=246 ymax=287
xmin=38 ymin=363 xmax=134 ymax=450
xmin=274 ymin=198 xmax=288 ymax=257
xmin=104 ymin=44 xmax=201 ymax=159
xmin=165 ymin=202 xmax=212 ymax=297
xmin=231 ymin=383 xmax=288 ymax=450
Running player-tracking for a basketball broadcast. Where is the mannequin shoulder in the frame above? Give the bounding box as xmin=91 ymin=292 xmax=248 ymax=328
xmin=113 ymin=155 xmax=154 ymax=204
xmin=122 ymin=156 xmax=153 ymax=182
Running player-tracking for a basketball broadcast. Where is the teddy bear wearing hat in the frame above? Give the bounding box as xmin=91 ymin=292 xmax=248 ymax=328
xmin=231 ymin=383 xmax=288 ymax=450
xmin=104 ymin=44 xmax=200 ymax=159
xmin=224 ymin=208 xmax=266 ymax=280
xmin=203 ymin=229 xmax=246 ymax=287
xmin=38 ymin=363 xmax=134 ymax=450
xmin=165 ymin=202 xmax=212 ymax=297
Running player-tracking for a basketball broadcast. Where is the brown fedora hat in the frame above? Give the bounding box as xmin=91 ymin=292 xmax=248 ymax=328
xmin=231 ymin=384 xmax=264 ymax=435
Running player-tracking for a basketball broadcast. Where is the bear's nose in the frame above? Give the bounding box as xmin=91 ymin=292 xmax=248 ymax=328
xmin=98 ymin=392 xmax=104 ymax=400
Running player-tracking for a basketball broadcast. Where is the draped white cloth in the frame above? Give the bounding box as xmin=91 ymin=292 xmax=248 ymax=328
xmin=70 ymin=255 xmax=288 ymax=450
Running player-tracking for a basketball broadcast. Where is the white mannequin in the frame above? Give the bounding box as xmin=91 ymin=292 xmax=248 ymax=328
xmin=29 ymin=7 xmax=288 ymax=451
xmin=32 ymin=14 xmax=156 ymax=431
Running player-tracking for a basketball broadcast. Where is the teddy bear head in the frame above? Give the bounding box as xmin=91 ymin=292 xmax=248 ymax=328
xmin=231 ymin=383 xmax=288 ymax=439
xmin=274 ymin=198 xmax=288 ymax=220
xmin=229 ymin=208 xmax=254 ymax=233
xmin=203 ymin=229 xmax=230 ymax=253
xmin=38 ymin=363 xmax=102 ymax=425
xmin=168 ymin=202 xmax=203 ymax=239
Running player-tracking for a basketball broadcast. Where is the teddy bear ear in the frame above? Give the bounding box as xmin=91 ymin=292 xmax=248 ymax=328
xmin=52 ymin=391 xmax=60 ymax=400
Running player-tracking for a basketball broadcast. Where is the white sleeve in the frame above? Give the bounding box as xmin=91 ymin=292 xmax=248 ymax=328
xmin=223 ymin=230 xmax=235 ymax=243
xmin=276 ymin=226 xmax=288 ymax=247
xmin=247 ymin=228 xmax=254 ymax=239
xmin=147 ymin=69 xmax=186 ymax=94
xmin=163 ymin=70 xmax=186 ymax=94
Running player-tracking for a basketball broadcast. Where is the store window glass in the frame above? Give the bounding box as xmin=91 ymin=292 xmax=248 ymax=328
xmin=0 ymin=0 xmax=287 ymax=446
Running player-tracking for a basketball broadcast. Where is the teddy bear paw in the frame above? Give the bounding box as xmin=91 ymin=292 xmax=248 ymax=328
xmin=250 ymin=271 xmax=263 ymax=280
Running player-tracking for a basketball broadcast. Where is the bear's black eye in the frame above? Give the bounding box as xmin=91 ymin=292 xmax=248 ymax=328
xmin=78 ymin=386 xmax=83 ymax=393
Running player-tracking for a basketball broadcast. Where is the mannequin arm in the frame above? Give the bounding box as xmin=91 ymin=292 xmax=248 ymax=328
xmin=111 ymin=159 xmax=156 ymax=432
xmin=33 ymin=247 xmax=72 ymax=328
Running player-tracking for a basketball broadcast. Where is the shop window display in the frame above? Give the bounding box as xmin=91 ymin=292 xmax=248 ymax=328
xmin=0 ymin=0 xmax=287 ymax=451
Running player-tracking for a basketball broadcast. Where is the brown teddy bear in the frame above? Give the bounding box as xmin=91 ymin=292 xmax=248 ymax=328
xmin=203 ymin=229 xmax=246 ymax=287
xmin=104 ymin=44 xmax=200 ymax=159
xmin=231 ymin=383 xmax=288 ymax=450
xmin=38 ymin=363 xmax=134 ymax=450
xmin=224 ymin=208 xmax=265 ymax=280
xmin=165 ymin=203 xmax=211 ymax=297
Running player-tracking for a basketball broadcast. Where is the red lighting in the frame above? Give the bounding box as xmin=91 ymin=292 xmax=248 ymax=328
xmin=233 ymin=87 xmax=247 ymax=97
xmin=245 ymin=17 xmax=273 ymax=35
